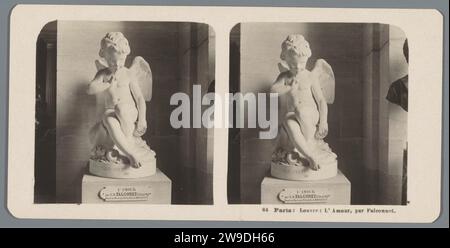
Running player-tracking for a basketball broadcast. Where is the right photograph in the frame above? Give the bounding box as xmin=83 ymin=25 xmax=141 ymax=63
xmin=228 ymin=23 xmax=408 ymax=205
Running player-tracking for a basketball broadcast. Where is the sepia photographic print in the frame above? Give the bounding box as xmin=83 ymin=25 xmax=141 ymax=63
xmin=7 ymin=5 xmax=443 ymax=222
xmin=34 ymin=20 xmax=215 ymax=205
xmin=228 ymin=23 xmax=409 ymax=206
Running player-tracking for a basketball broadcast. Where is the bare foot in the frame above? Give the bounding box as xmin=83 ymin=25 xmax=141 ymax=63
xmin=128 ymin=154 xmax=142 ymax=168
xmin=307 ymin=156 xmax=321 ymax=171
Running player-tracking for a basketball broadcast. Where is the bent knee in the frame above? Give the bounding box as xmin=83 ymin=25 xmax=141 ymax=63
xmin=283 ymin=116 xmax=298 ymax=127
xmin=102 ymin=114 xmax=119 ymax=127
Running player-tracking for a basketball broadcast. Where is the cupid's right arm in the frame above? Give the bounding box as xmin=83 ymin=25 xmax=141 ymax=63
xmin=86 ymin=70 xmax=109 ymax=95
xmin=270 ymin=72 xmax=291 ymax=94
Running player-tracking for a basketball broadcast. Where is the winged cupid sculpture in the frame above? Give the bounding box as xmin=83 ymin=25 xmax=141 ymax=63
xmin=270 ymin=34 xmax=338 ymax=181
xmin=86 ymin=32 xmax=156 ymax=178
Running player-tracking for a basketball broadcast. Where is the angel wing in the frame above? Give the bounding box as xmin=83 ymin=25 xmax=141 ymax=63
xmin=95 ymin=59 xmax=108 ymax=71
xmin=311 ymin=59 xmax=335 ymax=104
xmin=278 ymin=62 xmax=289 ymax=73
xmin=275 ymin=62 xmax=295 ymax=121
xmin=129 ymin=56 xmax=153 ymax=101
xmin=88 ymin=59 xmax=109 ymax=146
xmin=93 ymin=59 xmax=109 ymax=120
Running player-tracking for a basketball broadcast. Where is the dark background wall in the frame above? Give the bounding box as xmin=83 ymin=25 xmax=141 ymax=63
xmin=35 ymin=21 xmax=214 ymax=204
xmin=35 ymin=22 xmax=57 ymax=203
xmin=177 ymin=23 xmax=215 ymax=204
xmin=362 ymin=24 xmax=408 ymax=205
xmin=230 ymin=23 xmax=407 ymax=205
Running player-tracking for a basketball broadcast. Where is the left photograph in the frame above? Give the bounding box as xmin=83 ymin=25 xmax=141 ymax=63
xmin=34 ymin=21 xmax=215 ymax=204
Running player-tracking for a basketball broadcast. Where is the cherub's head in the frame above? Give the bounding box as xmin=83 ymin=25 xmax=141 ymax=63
xmin=280 ymin=34 xmax=312 ymax=71
xmin=99 ymin=32 xmax=130 ymax=69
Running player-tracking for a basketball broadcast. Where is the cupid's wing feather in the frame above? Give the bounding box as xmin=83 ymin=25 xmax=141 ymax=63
xmin=275 ymin=62 xmax=294 ymax=125
xmin=312 ymin=59 xmax=335 ymax=104
xmin=93 ymin=59 xmax=109 ymax=119
xmin=278 ymin=62 xmax=290 ymax=73
xmin=89 ymin=59 xmax=110 ymax=146
xmin=95 ymin=59 xmax=108 ymax=71
xmin=129 ymin=56 xmax=153 ymax=101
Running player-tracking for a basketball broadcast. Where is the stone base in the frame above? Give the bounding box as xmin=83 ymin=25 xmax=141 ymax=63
xmin=261 ymin=170 xmax=351 ymax=204
xmin=81 ymin=168 xmax=171 ymax=204
xmin=88 ymin=157 xmax=156 ymax=179
xmin=271 ymin=160 xmax=337 ymax=181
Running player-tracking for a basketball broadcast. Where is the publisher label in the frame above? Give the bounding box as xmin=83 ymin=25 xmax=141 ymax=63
xmin=278 ymin=188 xmax=331 ymax=204
xmin=99 ymin=186 xmax=152 ymax=202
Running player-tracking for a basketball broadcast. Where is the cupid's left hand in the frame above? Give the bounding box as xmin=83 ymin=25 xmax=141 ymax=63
xmin=134 ymin=120 xmax=147 ymax=137
xmin=316 ymin=122 xmax=328 ymax=139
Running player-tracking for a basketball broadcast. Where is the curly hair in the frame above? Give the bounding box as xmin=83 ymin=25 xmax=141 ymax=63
xmin=280 ymin=34 xmax=312 ymax=61
xmin=99 ymin=32 xmax=131 ymax=58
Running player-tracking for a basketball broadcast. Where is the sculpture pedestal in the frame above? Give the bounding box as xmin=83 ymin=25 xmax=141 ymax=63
xmin=271 ymin=160 xmax=337 ymax=181
xmin=261 ymin=170 xmax=350 ymax=204
xmin=81 ymin=168 xmax=171 ymax=204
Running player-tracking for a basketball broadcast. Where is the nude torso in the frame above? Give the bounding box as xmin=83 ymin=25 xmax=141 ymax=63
xmin=100 ymin=68 xmax=138 ymax=137
xmin=102 ymin=68 xmax=135 ymax=108
xmin=284 ymin=70 xmax=317 ymax=110
xmin=282 ymin=70 xmax=320 ymax=143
